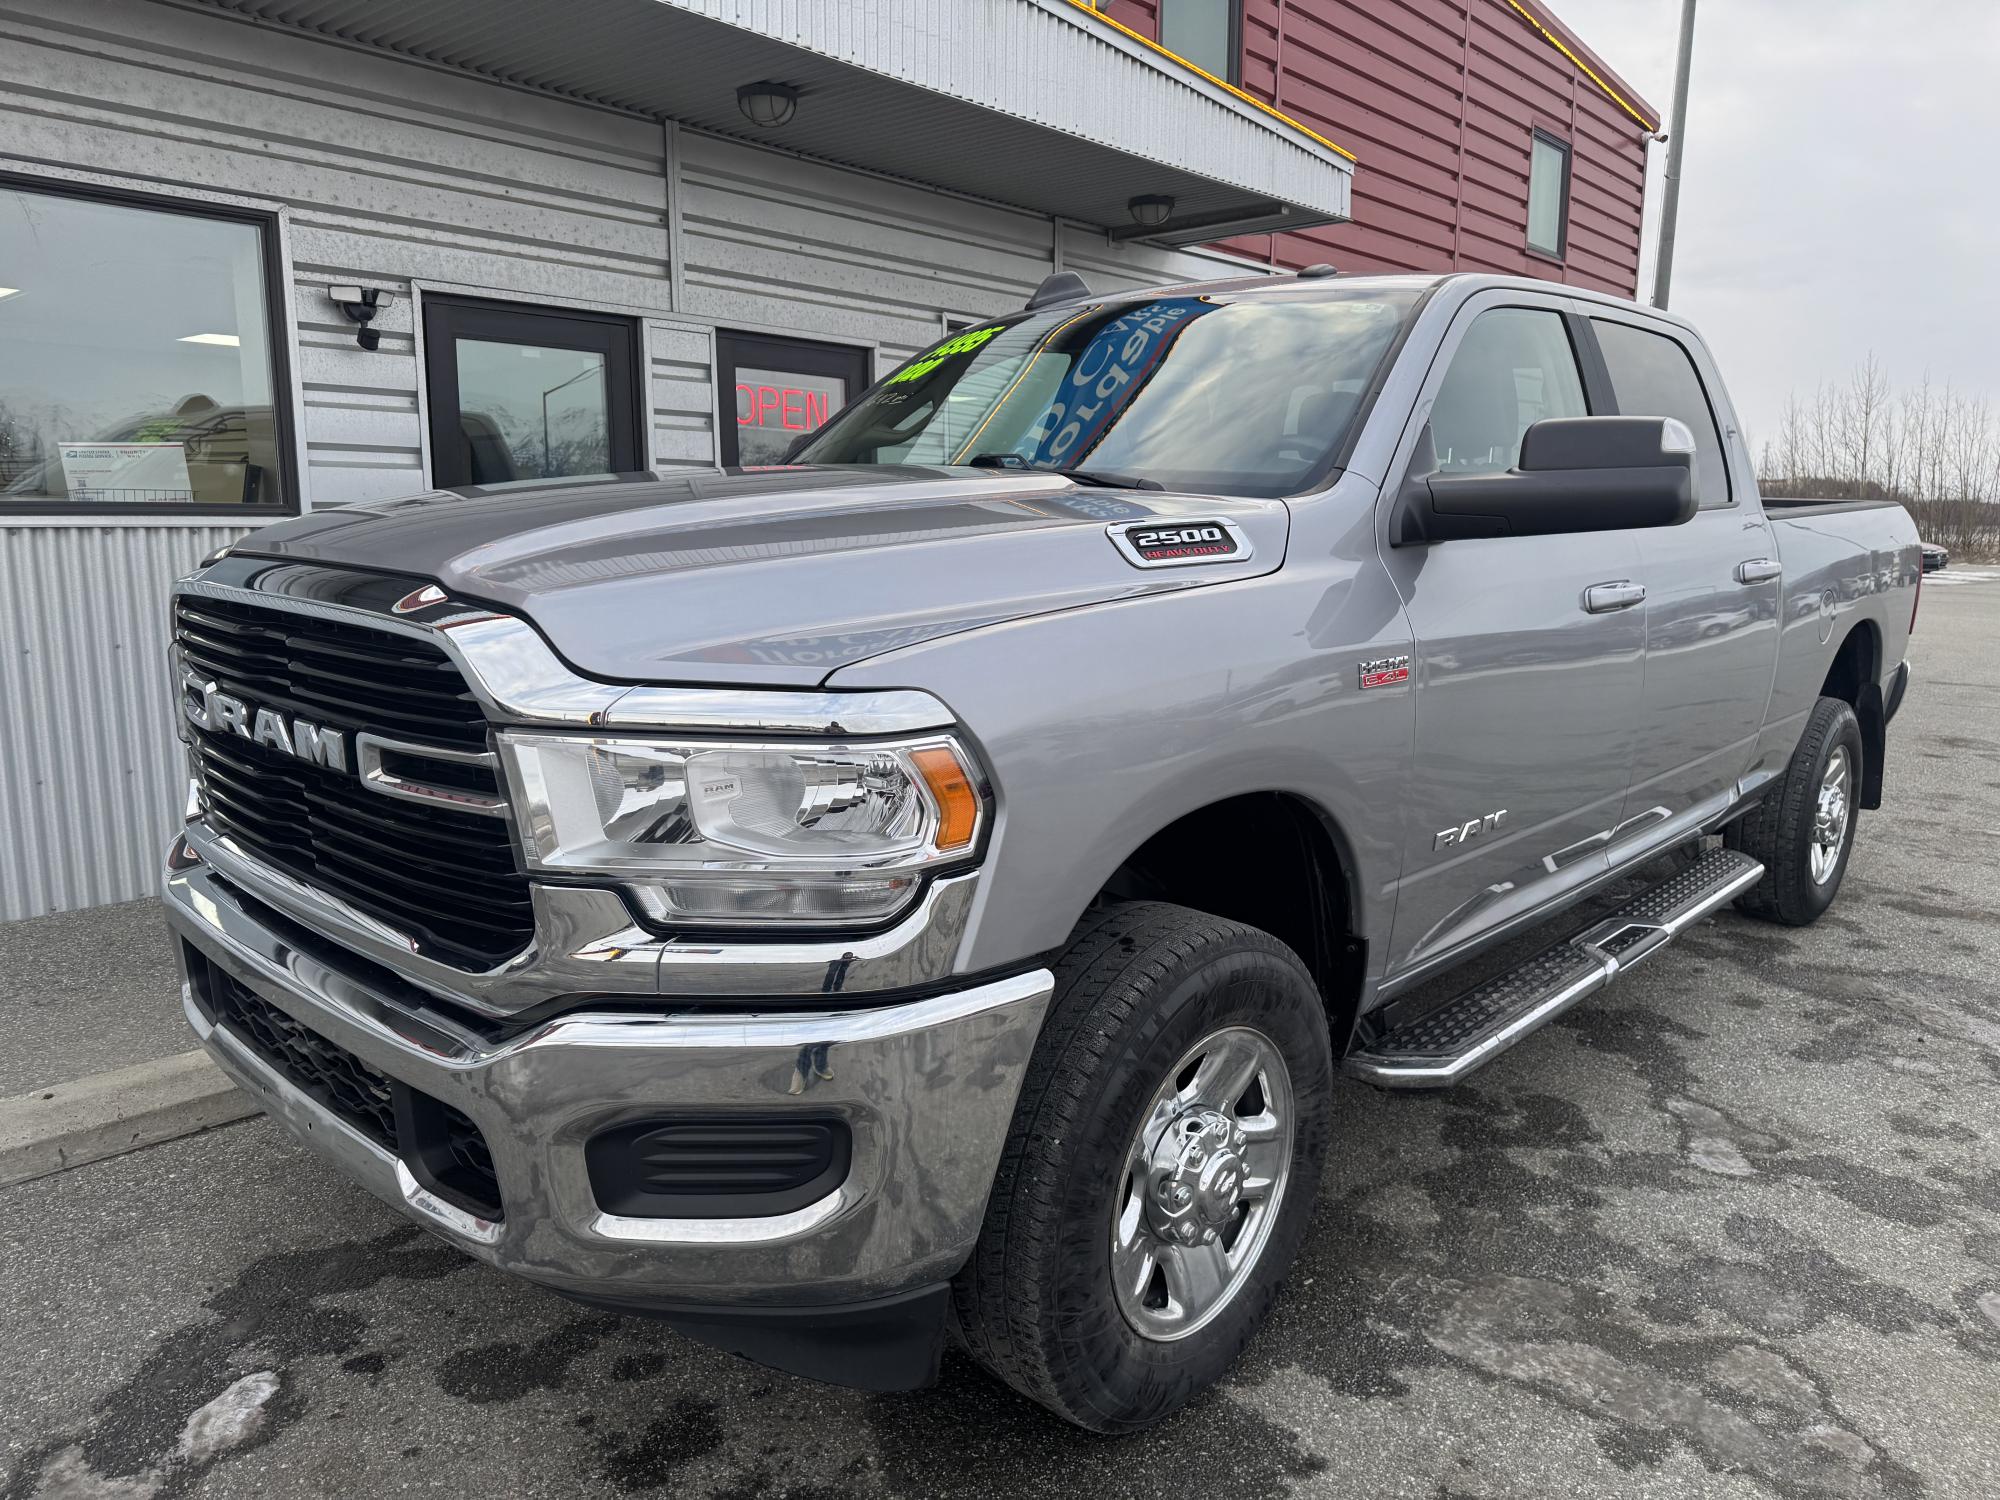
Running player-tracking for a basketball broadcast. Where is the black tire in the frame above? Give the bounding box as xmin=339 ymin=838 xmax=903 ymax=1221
xmin=1726 ymin=695 xmax=1863 ymax=925
xmin=951 ymin=900 xmax=1332 ymax=1432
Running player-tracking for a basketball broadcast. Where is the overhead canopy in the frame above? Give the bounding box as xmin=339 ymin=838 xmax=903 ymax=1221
xmin=192 ymin=0 xmax=1355 ymax=243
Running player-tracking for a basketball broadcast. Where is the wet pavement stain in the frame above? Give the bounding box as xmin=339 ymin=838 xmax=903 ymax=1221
xmin=591 ymin=1398 xmax=725 ymax=1492
xmin=433 ymin=1315 xmax=622 ymax=1404
xmin=1 ymin=1226 xmax=464 ymax=1500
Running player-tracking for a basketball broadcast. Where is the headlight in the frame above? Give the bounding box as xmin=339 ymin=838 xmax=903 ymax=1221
xmin=499 ymin=732 xmax=984 ymax=927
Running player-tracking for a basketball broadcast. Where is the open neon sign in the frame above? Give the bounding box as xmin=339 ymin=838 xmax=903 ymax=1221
xmin=736 ymin=383 xmax=832 ymax=431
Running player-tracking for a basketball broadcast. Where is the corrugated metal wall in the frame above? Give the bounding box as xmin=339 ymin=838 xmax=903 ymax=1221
xmin=1 ymin=0 xmax=1252 ymax=920
xmin=0 ymin=525 xmax=243 ymax=921
xmin=1241 ymin=0 xmax=1652 ymax=292
xmin=1104 ymin=0 xmax=1654 ymax=296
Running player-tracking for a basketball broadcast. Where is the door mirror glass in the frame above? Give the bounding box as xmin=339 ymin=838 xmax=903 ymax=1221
xmin=1393 ymin=416 xmax=1699 ymax=545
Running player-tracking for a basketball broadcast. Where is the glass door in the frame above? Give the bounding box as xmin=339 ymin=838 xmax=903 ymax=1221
xmin=716 ymin=330 xmax=871 ymax=467
xmin=423 ymin=297 xmax=641 ymax=487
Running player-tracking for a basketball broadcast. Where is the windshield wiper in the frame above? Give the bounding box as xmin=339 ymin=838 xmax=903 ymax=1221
xmin=965 ymin=454 xmax=1163 ymax=491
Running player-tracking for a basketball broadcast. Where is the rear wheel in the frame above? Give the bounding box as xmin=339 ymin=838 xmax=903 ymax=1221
xmin=1727 ymin=695 xmax=1863 ymax=925
xmin=952 ymin=900 xmax=1332 ymax=1432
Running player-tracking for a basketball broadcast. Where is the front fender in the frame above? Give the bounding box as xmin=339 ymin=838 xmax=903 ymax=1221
xmin=828 ymin=517 xmax=1415 ymax=979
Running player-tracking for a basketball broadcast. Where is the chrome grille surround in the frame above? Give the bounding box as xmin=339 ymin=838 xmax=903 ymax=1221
xmin=170 ymin=557 xmax=976 ymax=1016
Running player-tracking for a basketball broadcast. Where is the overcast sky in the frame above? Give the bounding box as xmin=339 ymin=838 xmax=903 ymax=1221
xmin=1550 ymin=0 xmax=2000 ymax=455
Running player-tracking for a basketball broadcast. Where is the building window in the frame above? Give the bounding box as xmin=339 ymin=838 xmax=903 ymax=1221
xmin=1159 ymin=0 xmax=1242 ymax=84
xmin=1527 ymin=131 xmax=1571 ymax=259
xmin=422 ymin=297 xmax=643 ymax=487
xmin=0 ymin=178 xmax=294 ymax=514
xmin=716 ymin=331 xmax=870 ymax=467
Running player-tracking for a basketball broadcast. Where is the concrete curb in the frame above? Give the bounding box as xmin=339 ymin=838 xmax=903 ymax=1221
xmin=0 ymin=1051 xmax=263 ymax=1188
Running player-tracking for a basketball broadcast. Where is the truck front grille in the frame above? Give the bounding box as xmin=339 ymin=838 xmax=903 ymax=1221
xmin=196 ymin=954 xmax=503 ymax=1220
xmin=176 ymin=593 xmax=534 ymax=970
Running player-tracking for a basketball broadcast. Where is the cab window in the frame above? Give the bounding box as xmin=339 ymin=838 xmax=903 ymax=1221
xmin=1427 ymin=308 xmax=1589 ymax=474
xmin=1591 ymin=319 xmax=1733 ymax=506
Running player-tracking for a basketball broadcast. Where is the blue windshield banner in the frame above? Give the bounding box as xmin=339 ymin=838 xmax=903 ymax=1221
xmin=1027 ymin=298 xmax=1218 ymax=468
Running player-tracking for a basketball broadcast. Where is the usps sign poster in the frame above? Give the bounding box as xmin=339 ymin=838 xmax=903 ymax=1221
xmin=58 ymin=442 xmax=195 ymax=503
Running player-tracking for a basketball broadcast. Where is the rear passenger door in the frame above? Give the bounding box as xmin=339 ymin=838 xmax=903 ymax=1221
xmin=1377 ymin=292 xmax=1647 ymax=978
xmin=1588 ymin=313 xmax=1779 ymax=848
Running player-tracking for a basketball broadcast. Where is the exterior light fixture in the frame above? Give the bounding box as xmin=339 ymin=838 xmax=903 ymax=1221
xmin=1127 ymin=194 xmax=1175 ymax=228
xmin=327 ymin=284 xmax=394 ymax=351
xmin=178 ymin=332 xmax=241 ymax=347
xmin=0 ymin=287 xmax=19 ymax=300
xmin=737 ymin=82 xmax=801 ymax=128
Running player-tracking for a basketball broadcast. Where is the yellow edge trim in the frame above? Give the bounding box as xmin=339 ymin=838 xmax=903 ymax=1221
xmin=1059 ymin=0 xmax=1359 ymax=164
xmin=1504 ymin=0 xmax=1659 ymax=132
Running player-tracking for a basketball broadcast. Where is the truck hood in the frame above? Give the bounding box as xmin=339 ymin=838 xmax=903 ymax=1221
xmin=235 ymin=467 xmax=1288 ymax=686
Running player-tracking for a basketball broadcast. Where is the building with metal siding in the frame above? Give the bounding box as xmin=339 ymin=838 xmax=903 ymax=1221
xmin=1100 ymin=0 xmax=1657 ymax=294
xmin=0 ymin=0 xmax=1644 ymax=923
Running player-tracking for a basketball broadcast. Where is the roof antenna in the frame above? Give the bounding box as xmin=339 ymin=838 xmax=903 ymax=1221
xmin=1025 ymin=271 xmax=1091 ymax=311
xmin=1296 ymin=263 xmax=1340 ymax=279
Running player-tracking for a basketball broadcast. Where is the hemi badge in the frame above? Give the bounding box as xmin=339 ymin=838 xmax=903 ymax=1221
xmin=1359 ymin=655 xmax=1410 ymax=690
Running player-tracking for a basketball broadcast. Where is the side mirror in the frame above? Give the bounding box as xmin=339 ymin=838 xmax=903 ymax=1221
xmin=1391 ymin=416 xmax=1699 ymax=546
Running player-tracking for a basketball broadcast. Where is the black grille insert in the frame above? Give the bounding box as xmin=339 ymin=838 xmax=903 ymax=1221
xmin=176 ymin=593 xmax=532 ymax=970
xmin=585 ymin=1117 xmax=850 ymax=1219
xmin=196 ymin=953 xmax=503 ymax=1220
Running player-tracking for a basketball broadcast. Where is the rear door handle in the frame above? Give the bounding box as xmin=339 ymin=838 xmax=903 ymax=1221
xmin=1583 ymin=580 xmax=1646 ymax=613
xmin=1735 ymin=558 xmax=1783 ymax=584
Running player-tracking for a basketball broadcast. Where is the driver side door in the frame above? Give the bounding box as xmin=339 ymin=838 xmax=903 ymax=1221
xmin=1377 ymin=293 xmax=1648 ymax=978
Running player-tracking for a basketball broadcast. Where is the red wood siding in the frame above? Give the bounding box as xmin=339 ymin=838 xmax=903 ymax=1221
xmin=1095 ymin=0 xmax=1653 ymax=296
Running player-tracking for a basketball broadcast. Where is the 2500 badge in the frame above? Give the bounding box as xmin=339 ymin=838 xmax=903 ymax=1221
xmin=1108 ymin=518 xmax=1250 ymax=570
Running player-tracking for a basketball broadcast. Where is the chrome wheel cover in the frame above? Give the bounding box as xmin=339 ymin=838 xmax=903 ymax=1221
xmin=1811 ymin=744 xmax=1852 ymax=886
xmin=1110 ymin=1025 xmax=1294 ymax=1342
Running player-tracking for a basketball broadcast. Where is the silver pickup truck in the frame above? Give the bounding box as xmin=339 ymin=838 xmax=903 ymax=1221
xmin=164 ymin=270 xmax=1919 ymax=1431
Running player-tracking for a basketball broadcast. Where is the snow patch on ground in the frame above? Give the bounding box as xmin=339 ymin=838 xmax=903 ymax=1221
xmin=175 ymin=1371 xmax=281 ymax=1464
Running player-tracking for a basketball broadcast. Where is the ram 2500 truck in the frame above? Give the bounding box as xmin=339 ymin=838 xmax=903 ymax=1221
xmin=164 ymin=271 xmax=1919 ymax=1431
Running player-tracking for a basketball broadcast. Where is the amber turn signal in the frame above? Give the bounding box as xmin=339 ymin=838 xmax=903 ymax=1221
xmin=911 ymin=746 xmax=979 ymax=851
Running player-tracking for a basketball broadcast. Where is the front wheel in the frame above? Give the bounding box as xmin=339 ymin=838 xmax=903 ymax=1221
xmin=1726 ymin=695 xmax=1863 ymax=925
xmin=952 ymin=901 xmax=1331 ymax=1432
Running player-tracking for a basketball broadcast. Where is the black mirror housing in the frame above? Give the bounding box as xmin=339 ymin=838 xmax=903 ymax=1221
xmin=1392 ymin=415 xmax=1699 ymax=545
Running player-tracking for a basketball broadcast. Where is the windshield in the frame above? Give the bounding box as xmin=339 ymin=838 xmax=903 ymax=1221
xmin=791 ymin=288 xmax=1420 ymax=497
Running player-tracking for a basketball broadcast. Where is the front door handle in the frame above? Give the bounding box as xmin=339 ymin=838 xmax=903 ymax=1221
xmin=1736 ymin=558 xmax=1783 ymax=584
xmin=1583 ymin=580 xmax=1646 ymax=613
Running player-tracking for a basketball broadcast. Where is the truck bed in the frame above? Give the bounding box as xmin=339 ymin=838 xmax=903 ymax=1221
xmin=1760 ymin=496 xmax=1905 ymax=518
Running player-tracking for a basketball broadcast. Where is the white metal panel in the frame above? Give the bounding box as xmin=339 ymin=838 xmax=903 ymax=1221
xmin=647 ymin=322 xmax=719 ymax=467
xmin=0 ymin=525 xmax=243 ymax=921
xmin=184 ymin=0 xmax=1353 ymax=232
xmin=2 ymin=0 xmax=671 ymax=511
xmin=679 ymin=133 xmax=1257 ymax=374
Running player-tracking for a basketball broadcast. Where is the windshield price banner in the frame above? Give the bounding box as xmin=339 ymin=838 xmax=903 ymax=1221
xmin=1028 ymin=298 xmax=1217 ymax=469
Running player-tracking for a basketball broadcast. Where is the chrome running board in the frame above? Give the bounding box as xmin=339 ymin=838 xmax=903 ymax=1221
xmin=1345 ymin=848 xmax=1764 ymax=1090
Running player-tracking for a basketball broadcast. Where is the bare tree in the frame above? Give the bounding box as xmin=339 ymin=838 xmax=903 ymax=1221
xmin=1760 ymin=360 xmax=2000 ymax=559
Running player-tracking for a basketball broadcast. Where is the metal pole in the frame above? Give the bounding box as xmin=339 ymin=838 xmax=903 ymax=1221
xmin=1651 ymin=0 xmax=1698 ymax=308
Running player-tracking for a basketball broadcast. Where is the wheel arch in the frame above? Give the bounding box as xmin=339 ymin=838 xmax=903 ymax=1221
xmin=1819 ymin=619 xmax=1886 ymax=809
xmin=1090 ymin=790 xmax=1369 ymax=1056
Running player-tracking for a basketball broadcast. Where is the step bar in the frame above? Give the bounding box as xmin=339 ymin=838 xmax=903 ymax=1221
xmin=1345 ymin=848 xmax=1764 ymax=1090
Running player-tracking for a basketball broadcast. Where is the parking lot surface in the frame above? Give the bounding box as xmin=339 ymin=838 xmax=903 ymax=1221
xmin=4 ymin=578 xmax=1997 ymax=1500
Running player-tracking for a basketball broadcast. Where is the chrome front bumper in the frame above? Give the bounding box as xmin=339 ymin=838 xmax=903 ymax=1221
xmin=165 ymin=839 xmax=1052 ymax=1310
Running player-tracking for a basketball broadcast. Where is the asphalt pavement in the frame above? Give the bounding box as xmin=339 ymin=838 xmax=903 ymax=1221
xmin=4 ymin=577 xmax=1998 ymax=1500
